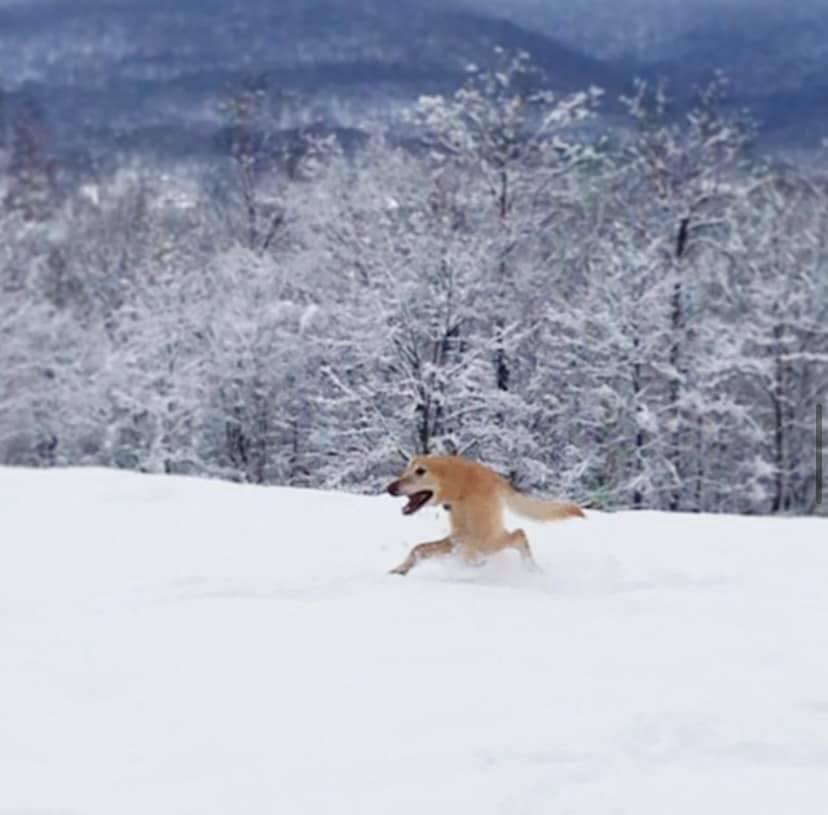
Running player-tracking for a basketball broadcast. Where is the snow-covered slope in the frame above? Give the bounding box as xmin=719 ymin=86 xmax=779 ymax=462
xmin=2 ymin=467 xmax=827 ymax=814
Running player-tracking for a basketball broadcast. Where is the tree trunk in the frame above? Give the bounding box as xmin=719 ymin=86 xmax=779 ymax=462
xmin=668 ymin=263 xmax=683 ymax=511
xmin=631 ymin=323 xmax=644 ymax=509
xmin=770 ymin=322 xmax=785 ymax=513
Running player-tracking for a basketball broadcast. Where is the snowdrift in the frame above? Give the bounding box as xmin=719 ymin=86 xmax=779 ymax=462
xmin=2 ymin=467 xmax=827 ymax=814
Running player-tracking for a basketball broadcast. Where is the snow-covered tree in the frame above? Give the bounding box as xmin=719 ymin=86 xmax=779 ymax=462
xmin=0 ymin=54 xmax=824 ymax=516
xmin=611 ymin=74 xmax=752 ymax=509
xmin=725 ymin=164 xmax=828 ymax=512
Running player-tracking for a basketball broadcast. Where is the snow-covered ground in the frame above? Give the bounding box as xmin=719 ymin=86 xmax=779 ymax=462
xmin=2 ymin=466 xmax=828 ymax=814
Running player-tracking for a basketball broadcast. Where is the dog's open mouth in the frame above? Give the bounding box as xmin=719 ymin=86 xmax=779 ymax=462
xmin=402 ymin=490 xmax=433 ymax=515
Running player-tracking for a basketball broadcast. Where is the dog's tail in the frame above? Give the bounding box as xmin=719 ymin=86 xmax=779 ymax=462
xmin=500 ymin=486 xmax=585 ymax=522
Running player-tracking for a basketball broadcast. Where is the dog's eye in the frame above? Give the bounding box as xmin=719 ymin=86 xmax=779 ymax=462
xmin=414 ymin=467 xmax=426 ymax=476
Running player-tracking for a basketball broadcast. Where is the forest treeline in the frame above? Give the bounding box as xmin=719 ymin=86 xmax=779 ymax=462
xmin=2 ymin=53 xmax=826 ymax=514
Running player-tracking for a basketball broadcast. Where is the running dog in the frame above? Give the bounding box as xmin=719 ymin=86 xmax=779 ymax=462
xmin=386 ymin=455 xmax=584 ymax=575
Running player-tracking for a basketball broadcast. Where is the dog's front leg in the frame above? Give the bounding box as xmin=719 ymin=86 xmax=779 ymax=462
xmin=389 ymin=537 xmax=453 ymax=576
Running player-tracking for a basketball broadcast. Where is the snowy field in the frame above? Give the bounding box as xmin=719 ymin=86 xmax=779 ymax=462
xmin=2 ymin=466 xmax=828 ymax=815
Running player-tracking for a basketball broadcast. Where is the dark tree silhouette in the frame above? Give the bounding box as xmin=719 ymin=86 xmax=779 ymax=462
xmin=4 ymin=97 xmax=56 ymax=222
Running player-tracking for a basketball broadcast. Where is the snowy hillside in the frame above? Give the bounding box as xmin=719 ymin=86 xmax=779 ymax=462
xmin=2 ymin=466 xmax=827 ymax=814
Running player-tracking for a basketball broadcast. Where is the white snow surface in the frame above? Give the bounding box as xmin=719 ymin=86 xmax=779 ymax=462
xmin=2 ymin=466 xmax=828 ymax=814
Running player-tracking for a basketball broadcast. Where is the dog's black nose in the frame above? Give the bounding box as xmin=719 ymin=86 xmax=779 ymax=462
xmin=386 ymin=480 xmax=401 ymax=496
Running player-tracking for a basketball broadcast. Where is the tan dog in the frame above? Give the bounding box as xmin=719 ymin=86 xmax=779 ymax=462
xmin=386 ymin=455 xmax=584 ymax=575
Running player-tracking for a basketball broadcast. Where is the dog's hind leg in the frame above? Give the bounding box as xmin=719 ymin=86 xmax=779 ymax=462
xmin=389 ymin=537 xmax=453 ymax=576
xmin=502 ymin=529 xmax=542 ymax=572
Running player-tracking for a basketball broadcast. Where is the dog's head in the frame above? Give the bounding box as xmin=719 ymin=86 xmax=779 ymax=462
xmin=386 ymin=456 xmax=441 ymax=516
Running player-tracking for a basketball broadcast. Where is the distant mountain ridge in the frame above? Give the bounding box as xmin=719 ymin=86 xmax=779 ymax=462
xmin=0 ymin=0 xmax=620 ymax=161
xmin=640 ymin=7 xmax=828 ymax=149
xmin=0 ymin=0 xmax=826 ymax=164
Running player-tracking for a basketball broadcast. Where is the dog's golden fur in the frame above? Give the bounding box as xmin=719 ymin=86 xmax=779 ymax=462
xmin=386 ymin=455 xmax=584 ymax=575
